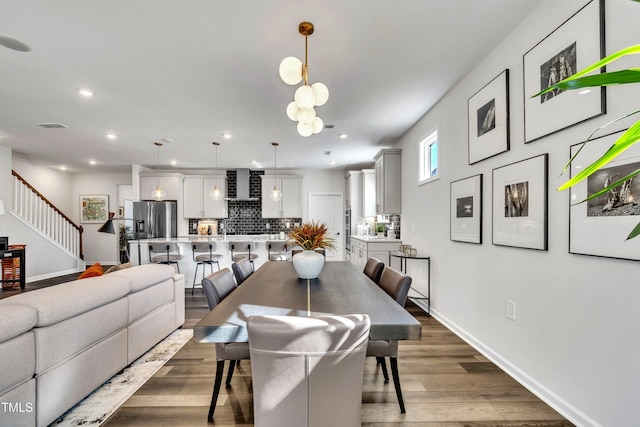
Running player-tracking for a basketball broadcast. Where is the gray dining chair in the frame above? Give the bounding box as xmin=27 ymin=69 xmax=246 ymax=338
xmin=201 ymin=268 xmax=250 ymax=422
xmin=363 ymin=257 xmax=384 ymax=284
xmin=148 ymin=242 xmax=183 ymax=273
xmin=366 ymin=266 xmax=412 ymax=413
xmin=191 ymin=241 xmax=223 ymax=295
xmin=248 ymin=314 xmax=370 ymax=427
xmin=231 ymin=257 xmax=253 ymax=285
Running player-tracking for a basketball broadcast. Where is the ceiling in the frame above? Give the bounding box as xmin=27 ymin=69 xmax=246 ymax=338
xmin=0 ymin=0 xmax=542 ymax=174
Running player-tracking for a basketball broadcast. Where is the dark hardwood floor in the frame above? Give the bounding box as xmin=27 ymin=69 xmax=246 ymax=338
xmin=3 ymin=272 xmax=574 ymax=426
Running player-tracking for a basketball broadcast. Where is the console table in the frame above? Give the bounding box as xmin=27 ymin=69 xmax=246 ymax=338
xmin=1 ymin=245 xmax=26 ymax=290
xmin=389 ymin=251 xmax=430 ymax=316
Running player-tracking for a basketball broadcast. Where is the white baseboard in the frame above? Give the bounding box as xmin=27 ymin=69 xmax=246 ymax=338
xmin=26 ymin=267 xmax=84 ymax=283
xmin=426 ymin=306 xmax=599 ymax=427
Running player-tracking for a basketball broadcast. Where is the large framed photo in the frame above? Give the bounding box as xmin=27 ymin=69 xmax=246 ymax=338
xmin=450 ymin=174 xmax=483 ymax=244
xmin=80 ymin=194 xmax=109 ymax=223
xmin=468 ymin=70 xmax=509 ymax=164
xmin=492 ymin=154 xmax=548 ymax=250
xmin=523 ymin=0 xmax=605 ymax=143
xmin=569 ymin=131 xmax=640 ymax=260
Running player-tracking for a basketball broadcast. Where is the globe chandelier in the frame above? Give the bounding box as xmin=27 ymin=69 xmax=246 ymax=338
xmin=279 ymin=22 xmax=329 ymax=137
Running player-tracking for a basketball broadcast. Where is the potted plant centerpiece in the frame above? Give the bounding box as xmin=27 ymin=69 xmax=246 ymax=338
xmin=288 ymin=221 xmax=336 ymax=279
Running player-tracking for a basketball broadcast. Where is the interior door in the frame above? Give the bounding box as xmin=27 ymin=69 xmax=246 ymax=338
xmin=308 ymin=192 xmax=344 ymax=261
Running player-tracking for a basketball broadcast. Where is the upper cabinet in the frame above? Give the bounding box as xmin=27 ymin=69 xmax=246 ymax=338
xmin=345 ymin=170 xmax=362 ymax=220
xmin=374 ymin=149 xmax=402 ymax=214
xmin=261 ymin=175 xmax=303 ymax=218
xmin=183 ymin=176 xmax=228 ymax=218
xmin=361 ymin=169 xmax=376 ymax=217
xmin=139 ymin=174 xmax=181 ymax=201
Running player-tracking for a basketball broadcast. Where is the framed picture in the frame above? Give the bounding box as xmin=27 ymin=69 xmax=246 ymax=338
xmin=569 ymin=131 xmax=640 ymax=260
xmin=450 ymin=174 xmax=483 ymax=244
xmin=80 ymin=194 xmax=109 ymax=223
xmin=523 ymin=0 xmax=605 ymax=143
xmin=468 ymin=70 xmax=510 ymax=164
xmin=492 ymin=154 xmax=548 ymax=250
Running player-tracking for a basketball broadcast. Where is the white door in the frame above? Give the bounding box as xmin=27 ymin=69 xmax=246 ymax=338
xmin=308 ymin=193 xmax=343 ymax=261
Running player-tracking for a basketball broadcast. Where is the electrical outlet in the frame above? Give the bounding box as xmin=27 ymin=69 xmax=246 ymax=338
xmin=506 ymin=300 xmax=516 ymax=321
xmin=411 ymin=222 xmax=416 ymax=232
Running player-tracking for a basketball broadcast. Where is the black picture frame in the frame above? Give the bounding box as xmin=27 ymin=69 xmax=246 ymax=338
xmin=468 ymin=70 xmax=510 ymax=164
xmin=492 ymin=154 xmax=548 ymax=250
xmin=450 ymin=174 xmax=483 ymax=244
xmin=523 ymin=0 xmax=605 ymax=143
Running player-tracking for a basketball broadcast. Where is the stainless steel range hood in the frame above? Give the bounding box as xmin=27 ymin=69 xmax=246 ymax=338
xmin=225 ymin=168 xmax=259 ymax=201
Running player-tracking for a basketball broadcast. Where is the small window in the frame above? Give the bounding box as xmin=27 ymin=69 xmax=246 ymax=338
xmin=418 ymin=129 xmax=439 ymax=185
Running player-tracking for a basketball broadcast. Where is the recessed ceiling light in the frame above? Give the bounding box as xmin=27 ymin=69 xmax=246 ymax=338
xmin=222 ymin=133 xmax=231 ymax=139
xmin=339 ymin=133 xmax=348 ymax=139
xmin=171 ymin=160 xmax=177 ymax=166
xmin=330 ymin=161 xmax=336 ymax=165
xmin=89 ymin=160 xmax=97 ymax=165
xmin=105 ymin=133 xmax=116 ymax=140
xmin=78 ymin=89 xmax=94 ymax=97
xmin=60 ymin=166 xmax=67 ymax=171
xmin=579 ymin=89 xmax=592 ymax=95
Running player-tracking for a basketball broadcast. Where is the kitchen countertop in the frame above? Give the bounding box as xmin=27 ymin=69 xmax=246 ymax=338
xmin=130 ymin=234 xmax=289 ymax=243
xmin=351 ymin=235 xmax=402 ymax=243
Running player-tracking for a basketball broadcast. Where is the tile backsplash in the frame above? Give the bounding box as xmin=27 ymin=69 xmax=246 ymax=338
xmin=188 ymin=169 xmax=301 ymax=235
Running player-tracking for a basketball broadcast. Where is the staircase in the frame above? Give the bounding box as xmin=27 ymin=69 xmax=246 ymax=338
xmin=11 ymin=170 xmax=84 ymax=260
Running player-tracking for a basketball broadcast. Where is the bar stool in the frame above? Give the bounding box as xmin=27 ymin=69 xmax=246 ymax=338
xmin=148 ymin=242 xmax=183 ymax=273
xmin=266 ymin=240 xmax=288 ymax=261
xmin=228 ymin=240 xmax=258 ymax=270
xmin=191 ymin=241 xmax=223 ymax=295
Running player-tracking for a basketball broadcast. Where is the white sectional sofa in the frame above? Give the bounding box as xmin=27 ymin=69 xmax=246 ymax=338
xmin=0 ymin=264 xmax=185 ymax=427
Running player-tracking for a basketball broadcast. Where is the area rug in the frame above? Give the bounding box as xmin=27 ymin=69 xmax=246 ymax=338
xmin=53 ymin=328 xmax=193 ymax=426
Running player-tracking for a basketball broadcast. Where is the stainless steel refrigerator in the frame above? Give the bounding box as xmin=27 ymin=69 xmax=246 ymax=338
xmin=130 ymin=201 xmax=177 ymax=239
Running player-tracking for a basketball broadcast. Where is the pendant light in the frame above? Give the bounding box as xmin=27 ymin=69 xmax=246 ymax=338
xmin=209 ymin=141 xmax=224 ymax=200
xmin=150 ymin=142 xmax=166 ymax=201
xmin=269 ymin=142 xmax=282 ymax=202
xmin=279 ymin=22 xmax=328 ymax=137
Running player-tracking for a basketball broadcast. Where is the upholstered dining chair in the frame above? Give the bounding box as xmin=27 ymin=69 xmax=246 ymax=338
xmin=366 ymin=266 xmax=412 ymax=413
xmin=228 ymin=240 xmax=258 ymax=269
xmin=148 ymin=242 xmax=183 ymax=273
xmin=247 ymin=314 xmax=371 ymax=427
xmin=191 ymin=241 xmax=223 ymax=295
xmin=266 ymin=240 xmax=288 ymax=261
xmin=201 ymin=268 xmax=250 ymax=422
xmin=231 ymin=257 xmax=253 ymax=285
xmin=363 ymin=257 xmax=384 ymax=284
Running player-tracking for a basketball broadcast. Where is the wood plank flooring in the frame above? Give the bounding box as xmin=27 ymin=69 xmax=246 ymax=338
xmin=103 ymin=292 xmax=574 ymax=427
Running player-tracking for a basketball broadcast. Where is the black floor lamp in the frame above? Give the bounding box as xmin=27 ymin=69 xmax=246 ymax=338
xmin=98 ymin=215 xmax=144 ymax=265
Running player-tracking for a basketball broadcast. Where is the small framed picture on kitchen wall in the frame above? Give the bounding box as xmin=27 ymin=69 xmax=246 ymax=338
xmin=523 ymin=0 xmax=605 ymax=143
xmin=468 ymin=69 xmax=510 ymax=165
xmin=450 ymin=174 xmax=483 ymax=244
xmin=492 ymin=154 xmax=548 ymax=251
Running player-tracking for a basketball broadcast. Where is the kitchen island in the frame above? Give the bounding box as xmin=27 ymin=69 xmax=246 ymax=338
xmin=128 ymin=235 xmax=290 ymax=289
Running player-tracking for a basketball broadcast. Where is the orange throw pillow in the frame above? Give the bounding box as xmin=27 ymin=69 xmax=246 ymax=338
xmin=78 ymin=262 xmax=104 ymax=280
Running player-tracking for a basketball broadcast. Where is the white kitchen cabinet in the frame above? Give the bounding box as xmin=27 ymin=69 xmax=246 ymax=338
xmin=361 ymin=169 xmax=376 ymax=217
xmin=374 ymin=149 xmax=402 ymax=214
xmin=350 ymin=236 xmax=402 ymax=270
xmin=139 ymin=174 xmax=180 ymax=201
xmin=183 ymin=176 xmax=228 ymax=218
xmin=261 ymin=175 xmax=302 ymax=218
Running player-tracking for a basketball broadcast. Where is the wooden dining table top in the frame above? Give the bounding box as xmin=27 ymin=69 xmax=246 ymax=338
xmin=193 ymin=261 xmax=422 ymax=343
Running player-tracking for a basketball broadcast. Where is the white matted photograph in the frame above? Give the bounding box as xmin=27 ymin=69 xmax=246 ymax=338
xmin=523 ymin=0 xmax=605 ymax=143
xmin=492 ymin=154 xmax=548 ymax=250
xmin=569 ymin=131 xmax=640 ymax=260
xmin=450 ymin=174 xmax=483 ymax=244
xmin=468 ymin=70 xmax=510 ymax=164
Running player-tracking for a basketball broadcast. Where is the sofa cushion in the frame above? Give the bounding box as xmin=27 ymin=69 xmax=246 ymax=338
xmin=0 ymin=304 xmax=37 ymax=343
xmin=110 ymin=263 xmax=175 ymax=292
xmin=0 ymin=275 xmax=131 ymax=327
xmin=0 ymin=331 xmax=35 ymax=395
xmin=104 ymin=262 xmax=132 ymax=274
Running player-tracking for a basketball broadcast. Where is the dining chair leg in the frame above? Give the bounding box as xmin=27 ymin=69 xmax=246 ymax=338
xmin=192 ymin=263 xmax=200 ymax=295
xmin=390 ymin=357 xmax=406 ymax=413
xmin=225 ymin=359 xmax=236 ymax=387
xmin=208 ymin=360 xmax=225 ymax=421
xmin=377 ymin=356 xmax=389 ymax=383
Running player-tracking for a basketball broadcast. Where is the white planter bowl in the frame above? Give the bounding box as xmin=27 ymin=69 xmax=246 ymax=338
xmin=292 ymin=250 xmax=325 ymax=279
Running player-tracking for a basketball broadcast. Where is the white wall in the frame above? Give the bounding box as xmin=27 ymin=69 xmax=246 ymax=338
xmin=397 ymin=0 xmax=640 ymax=425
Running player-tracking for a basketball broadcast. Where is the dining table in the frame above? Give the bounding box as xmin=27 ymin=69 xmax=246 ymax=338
xmin=193 ymin=260 xmax=422 ymax=344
